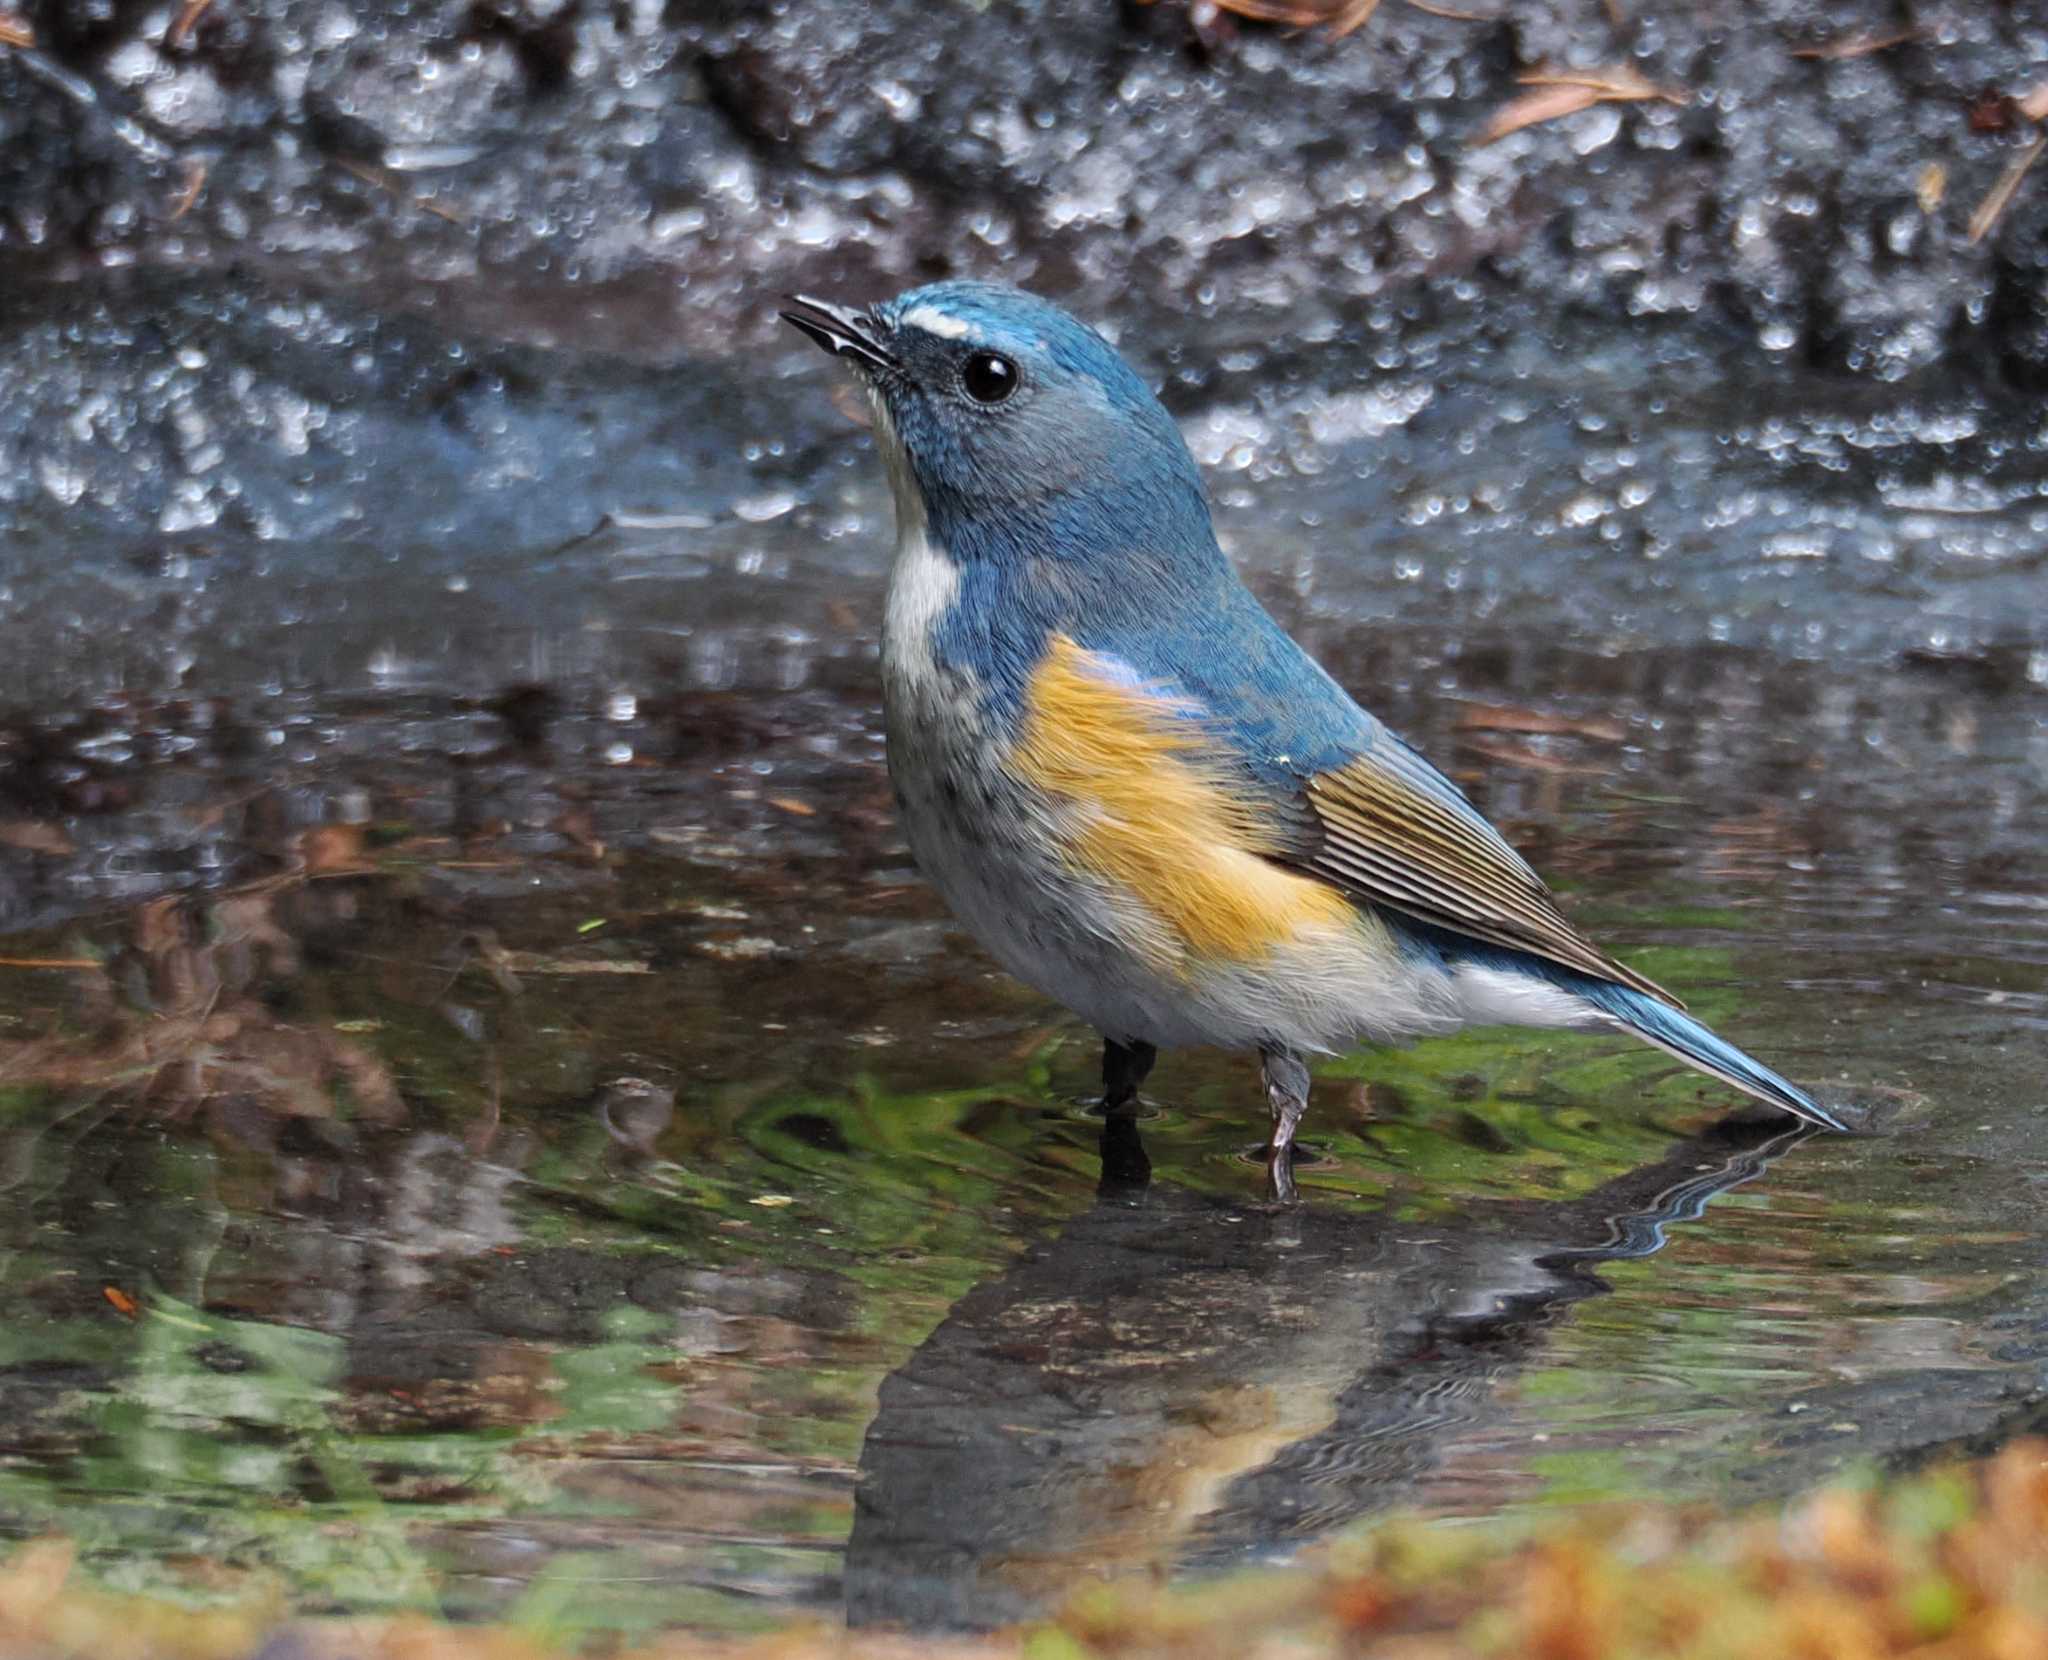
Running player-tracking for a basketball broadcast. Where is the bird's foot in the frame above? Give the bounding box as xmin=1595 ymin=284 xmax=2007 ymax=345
xmin=1100 ymin=1036 xmax=1157 ymax=1118
xmin=1260 ymin=1044 xmax=1311 ymax=1204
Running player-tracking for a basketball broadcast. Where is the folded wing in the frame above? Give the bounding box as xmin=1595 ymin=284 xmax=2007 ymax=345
xmin=1299 ymin=747 xmax=1680 ymax=1007
xmin=1057 ymin=617 xmax=1680 ymax=1010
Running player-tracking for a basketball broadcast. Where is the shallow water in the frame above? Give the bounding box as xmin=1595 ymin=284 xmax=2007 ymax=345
xmin=0 ymin=276 xmax=2044 ymax=1636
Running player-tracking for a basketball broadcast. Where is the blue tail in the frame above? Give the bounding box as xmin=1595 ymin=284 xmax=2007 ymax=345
xmin=1573 ymin=979 xmax=1848 ymax=1133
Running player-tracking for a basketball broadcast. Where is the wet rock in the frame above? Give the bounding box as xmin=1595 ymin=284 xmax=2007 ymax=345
xmin=0 ymin=0 xmax=2044 ymax=379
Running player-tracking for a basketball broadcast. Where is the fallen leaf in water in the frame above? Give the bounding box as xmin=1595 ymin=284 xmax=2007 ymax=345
xmin=102 ymin=1287 xmax=139 ymax=1318
xmin=1477 ymin=65 xmax=1686 ymax=145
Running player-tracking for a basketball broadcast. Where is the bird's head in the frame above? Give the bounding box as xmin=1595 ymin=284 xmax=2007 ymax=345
xmin=782 ymin=281 xmax=1211 ymax=567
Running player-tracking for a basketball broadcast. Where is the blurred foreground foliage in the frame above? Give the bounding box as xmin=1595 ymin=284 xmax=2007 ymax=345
xmin=7 ymin=1440 xmax=2048 ymax=1660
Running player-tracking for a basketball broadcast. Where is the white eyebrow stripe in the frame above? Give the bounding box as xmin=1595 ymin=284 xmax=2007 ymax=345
xmin=899 ymin=304 xmax=974 ymax=340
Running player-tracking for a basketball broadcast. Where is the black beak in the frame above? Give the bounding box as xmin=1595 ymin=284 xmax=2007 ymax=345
xmin=779 ymin=294 xmax=899 ymax=373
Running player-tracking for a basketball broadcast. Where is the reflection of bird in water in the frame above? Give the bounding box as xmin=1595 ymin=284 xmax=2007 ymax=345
xmin=844 ymin=1117 xmax=1808 ymax=1631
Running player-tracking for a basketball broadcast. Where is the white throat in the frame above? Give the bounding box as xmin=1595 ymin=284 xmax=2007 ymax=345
xmin=871 ymin=391 xmax=960 ymax=689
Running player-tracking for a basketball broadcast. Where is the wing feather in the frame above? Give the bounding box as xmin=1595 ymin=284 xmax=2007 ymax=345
xmin=1303 ymin=756 xmax=1681 ymax=1007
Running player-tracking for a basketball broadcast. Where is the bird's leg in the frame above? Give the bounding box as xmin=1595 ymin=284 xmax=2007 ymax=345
xmin=1101 ymin=1037 xmax=1156 ymax=1117
xmin=1098 ymin=1037 xmax=1156 ymax=1193
xmin=1260 ymin=1045 xmax=1312 ymax=1204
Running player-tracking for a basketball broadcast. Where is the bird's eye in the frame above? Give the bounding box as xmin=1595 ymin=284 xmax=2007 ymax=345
xmin=960 ymin=352 xmax=1018 ymax=404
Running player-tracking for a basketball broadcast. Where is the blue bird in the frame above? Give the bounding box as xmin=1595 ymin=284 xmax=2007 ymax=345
xmin=783 ymin=282 xmax=1846 ymax=1197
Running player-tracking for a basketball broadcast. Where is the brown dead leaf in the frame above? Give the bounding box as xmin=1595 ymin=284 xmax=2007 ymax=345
xmin=167 ymin=158 xmax=207 ymax=221
xmin=1211 ymin=0 xmax=1324 ymax=22
xmin=1328 ymin=0 xmax=1381 ymax=38
xmin=1476 ymin=66 xmax=1684 ymax=146
xmin=1970 ymin=132 xmax=2046 ymax=244
xmin=164 ymin=0 xmax=210 ymax=48
xmin=1515 ymin=65 xmax=1684 ymax=101
xmin=1401 ymin=0 xmax=1491 ymax=18
xmin=0 ymin=10 xmax=33 ymax=46
xmin=1477 ymin=84 xmax=1602 ymax=144
xmin=1789 ymin=28 xmax=1916 ymax=62
xmin=1210 ymin=0 xmax=1380 ymax=33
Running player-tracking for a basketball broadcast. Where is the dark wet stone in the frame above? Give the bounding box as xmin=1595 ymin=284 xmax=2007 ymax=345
xmin=1 ymin=0 xmax=2046 ymax=381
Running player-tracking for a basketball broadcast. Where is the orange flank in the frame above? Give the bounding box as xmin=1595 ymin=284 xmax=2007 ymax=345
xmin=1011 ymin=635 xmax=1357 ymax=971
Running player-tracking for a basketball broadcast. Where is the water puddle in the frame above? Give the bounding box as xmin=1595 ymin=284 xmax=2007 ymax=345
xmin=0 ymin=277 xmax=2043 ymax=1636
xmin=0 ymin=625 xmax=2040 ymax=1635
